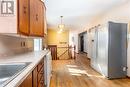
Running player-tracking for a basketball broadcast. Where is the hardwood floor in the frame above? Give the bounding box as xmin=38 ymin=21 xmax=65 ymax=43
xmin=50 ymin=53 xmax=130 ymax=87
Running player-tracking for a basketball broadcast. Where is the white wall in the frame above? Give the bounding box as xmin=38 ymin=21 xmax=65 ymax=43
xmin=86 ymin=1 xmax=130 ymax=28
xmin=69 ymin=30 xmax=79 ymax=53
xmin=0 ymin=35 xmax=33 ymax=58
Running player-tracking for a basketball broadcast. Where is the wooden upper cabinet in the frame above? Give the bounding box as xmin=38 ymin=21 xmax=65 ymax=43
xmin=29 ymin=0 xmax=37 ymax=36
xmin=18 ymin=0 xmax=29 ymax=35
xmin=38 ymin=1 xmax=44 ymax=36
xmin=0 ymin=0 xmax=46 ymax=37
xmin=30 ymin=0 xmax=44 ymax=37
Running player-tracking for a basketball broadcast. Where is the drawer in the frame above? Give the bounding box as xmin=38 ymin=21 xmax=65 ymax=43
xmin=38 ymin=68 xmax=44 ymax=83
xmin=37 ymin=59 xmax=44 ymax=72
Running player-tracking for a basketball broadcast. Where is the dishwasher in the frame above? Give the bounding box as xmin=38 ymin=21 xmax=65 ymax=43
xmin=44 ymin=51 xmax=52 ymax=87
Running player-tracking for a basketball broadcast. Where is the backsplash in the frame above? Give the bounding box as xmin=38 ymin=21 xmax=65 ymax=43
xmin=0 ymin=35 xmax=34 ymax=57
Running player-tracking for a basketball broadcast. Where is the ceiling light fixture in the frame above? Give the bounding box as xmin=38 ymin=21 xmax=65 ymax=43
xmin=58 ymin=16 xmax=65 ymax=33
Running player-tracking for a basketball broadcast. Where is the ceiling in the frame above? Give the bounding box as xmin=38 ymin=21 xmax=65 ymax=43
xmin=45 ymin=0 xmax=128 ymax=30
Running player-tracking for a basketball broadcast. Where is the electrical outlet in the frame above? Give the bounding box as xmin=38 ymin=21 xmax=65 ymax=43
xmin=21 ymin=42 xmax=23 ymax=47
xmin=23 ymin=42 xmax=26 ymax=47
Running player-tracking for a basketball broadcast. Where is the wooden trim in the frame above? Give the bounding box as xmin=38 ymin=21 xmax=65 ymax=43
xmin=29 ymin=34 xmax=44 ymax=37
xmin=17 ymin=0 xmax=19 ymax=34
xmin=28 ymin=0 xmax=30 ymax=35
xmin=57 ymin=47 xmax=74 ymax=48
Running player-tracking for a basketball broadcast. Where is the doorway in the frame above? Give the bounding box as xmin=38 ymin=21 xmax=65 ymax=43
xmin=80 ymin=35 xmax=84 ymax=52
xmin=79 ymin=31 xmax=87 ymax=53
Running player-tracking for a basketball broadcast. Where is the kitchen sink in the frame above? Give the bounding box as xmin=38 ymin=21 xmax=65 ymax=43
xmin=0 ymin=62 xmax=31 ymax=87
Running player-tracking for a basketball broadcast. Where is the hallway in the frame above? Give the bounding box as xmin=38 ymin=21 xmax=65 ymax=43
xmin=50 ymin=53 xmax=130 ymax=87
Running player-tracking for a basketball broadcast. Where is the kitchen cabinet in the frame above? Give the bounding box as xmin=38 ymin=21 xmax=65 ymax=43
xmin=19 ymin=58 xmax=44 ymax=87
xmin=19 ymin=73 xmax=32 ymax=87
xmin=30 ymin=0 xmax=44 ymax=37
xmin=33 ymin=67 xmax=38 ymax=87
xmin=0 ymin=0 xmax=47 ymax=37
xmin=18 ymin=0 xmax=29 ymax=35
xmin=29 ymin=0 xmax=37 ymax=36
xmin=37 ymin=59 xmax=44 ymax=87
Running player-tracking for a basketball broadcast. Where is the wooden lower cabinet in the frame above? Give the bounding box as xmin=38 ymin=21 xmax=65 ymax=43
xmin=19 ymin=73 xmax=32 ymax=87
xmin=33 ymin=67 xmax=38 ymax=87
xmin=19 ymin=59 xmax=44 ymax=87
xmin=37 ymin=59 xmax=44 ymax=87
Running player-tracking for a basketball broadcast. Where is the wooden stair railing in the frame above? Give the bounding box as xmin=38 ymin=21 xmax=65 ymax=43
xmin=57 ymin=49 xmax=68 ymax=59
xmin=48 ymin=45 xmax=76 ymax=60
xmin=57 ymin=45 xmax=76 ymax=60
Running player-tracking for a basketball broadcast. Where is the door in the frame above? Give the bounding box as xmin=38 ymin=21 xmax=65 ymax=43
xmin=19 ymin=73 xmax=32 ymax=87
xmin=30 ymin=0 xmax=44 ymax=36
xmin=30 ymin=0 xmax=37 ymax=36
xmin=18 ymin=0 xmax=29 ymax=35
xmin=37 ymin=1 xmax=44 ymax=36
xmin=108 ymin=22 xmax=127 ymax=78
xmin=33 ymin=67 xmax=38 ymax=87
xmin=80 ymin=35 xmax=84 ymax=52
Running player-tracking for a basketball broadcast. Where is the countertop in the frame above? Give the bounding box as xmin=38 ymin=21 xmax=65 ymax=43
xmin=0 ymin=50 xmax=49 ymax=87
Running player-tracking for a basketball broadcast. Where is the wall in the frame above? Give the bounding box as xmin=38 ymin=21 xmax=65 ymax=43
xmin=69 ymin=30 xmax=79 ymax=53
xmin=0 ymin=35 xmax=34 ymax=58
xmin=47 ymin=29 xmax=69 ymax=59
xmin=47 ymin=29 xmax=69 ymax=46
xmin=85 ymin=1 xmax=130 ymax=29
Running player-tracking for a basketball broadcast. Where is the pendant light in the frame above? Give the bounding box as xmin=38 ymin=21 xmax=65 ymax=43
xmin=58 ymin=16 xmax=65 ymax=33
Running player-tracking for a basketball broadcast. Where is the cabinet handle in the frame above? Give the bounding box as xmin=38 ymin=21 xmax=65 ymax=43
xmin=40 ymin=81 xmax=44 ymax=84
xmin=23 ymin=6 xmax=27 ymax=14
xmin=36 ymin=14 xmax=38 ymax=21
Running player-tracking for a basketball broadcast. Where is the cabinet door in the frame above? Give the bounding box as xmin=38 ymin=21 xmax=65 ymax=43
xmin=33 ymin=67 xmax=38 ymax=87
xmin=18 ymin=0 xmax=29 ymax=35
xmin=29 ymin=0 xmax=37 ymax=36
xmin=30 ymin=0 xmax=44 ymax=37
xmin=38 ymin=1 xmax=44 ymax=37
xmin=19 ymin=73 xmax=32 ymax=87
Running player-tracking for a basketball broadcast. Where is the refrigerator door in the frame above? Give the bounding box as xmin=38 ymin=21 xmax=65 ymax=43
xmin=108 ymin=22 xmax=127 ymax=79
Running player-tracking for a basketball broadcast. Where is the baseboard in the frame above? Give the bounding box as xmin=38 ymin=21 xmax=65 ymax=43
xmin=83 ymin=52 xmax=88 ymax=54
xmin=126 ymin=76 xmax=130 ymax=79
